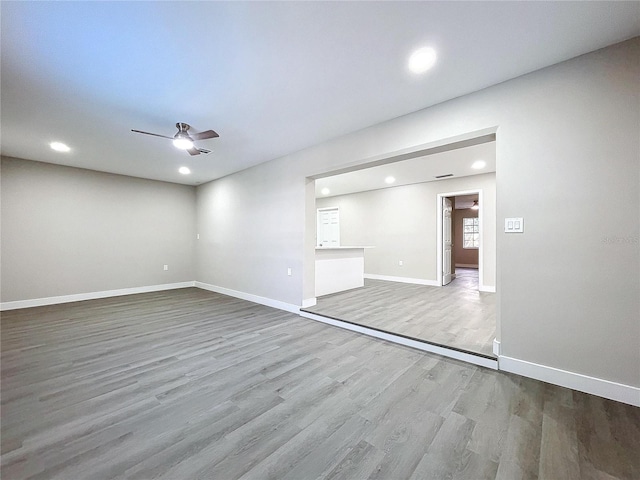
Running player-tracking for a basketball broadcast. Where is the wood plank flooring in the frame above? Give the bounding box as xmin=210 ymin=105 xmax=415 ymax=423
xmin=304 ymin=268 xmax=496 ymax=357
xmin=2 ymin=287 xmax=639 ymax=479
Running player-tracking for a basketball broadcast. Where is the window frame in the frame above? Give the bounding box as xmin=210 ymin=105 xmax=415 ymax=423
xmin=462 ymin=217 xmax=480 ymax=249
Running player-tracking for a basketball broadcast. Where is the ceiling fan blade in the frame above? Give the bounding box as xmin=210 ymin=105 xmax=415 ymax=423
xmin=131 ymin=129 xmax=173 ymax=140
xmin=187 ymin=147 xmax=201 ymax=156
xmin=191 ymin=129 xmax=219 ymax=140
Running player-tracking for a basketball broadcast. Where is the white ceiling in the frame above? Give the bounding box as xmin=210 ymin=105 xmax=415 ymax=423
xmin=1 ymin=2 xmax=638 ymax=186
xmin=315 ymin=141 xmax=495 ymax=198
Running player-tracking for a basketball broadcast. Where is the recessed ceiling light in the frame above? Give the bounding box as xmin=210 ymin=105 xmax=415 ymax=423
xmin=408 ymin=47 xmax=437 ymax=74
xmin=321 ymin=187 xmax=331 ymax=195
xmin=471 ymin=160 xmax=486 ymax=169
xmin=385 ymin=176 xmax=396 ymax=184
xmin=50 ymin=141 xmax=70 ymax=152
xmin=179 ymin=166 xmax=191 ymax=175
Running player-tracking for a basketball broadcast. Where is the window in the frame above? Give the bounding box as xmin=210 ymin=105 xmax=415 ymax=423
xmin=463 ymin=217 xmax=479 ymax=249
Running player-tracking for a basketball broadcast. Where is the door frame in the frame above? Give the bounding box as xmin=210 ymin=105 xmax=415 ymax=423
xmin=437 ymin=189 xmax=483 ymax=289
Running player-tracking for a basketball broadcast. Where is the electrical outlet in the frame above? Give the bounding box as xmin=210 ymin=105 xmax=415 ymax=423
xmin=197 ymin=234 xmax=200 ymax=240
xmin=287 ymin=268 xmax=292 ymax=276
xmin=163 ymin=265 xmax=168 ymax=271
xmin=399 ymin=260 xmax=403 ymax=266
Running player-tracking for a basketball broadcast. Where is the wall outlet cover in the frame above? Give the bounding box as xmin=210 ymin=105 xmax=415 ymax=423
xmin=504 ymin=218 xmax=524 ymax=233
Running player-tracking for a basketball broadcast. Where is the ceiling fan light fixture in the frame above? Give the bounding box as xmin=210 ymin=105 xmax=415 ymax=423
xmin=132 ymin=122 xmax=218 ymax=156
xmin=173 ymin=136 xmax=194 ymax=150
xmin=471 ymin=200 xmax=479 ymax=210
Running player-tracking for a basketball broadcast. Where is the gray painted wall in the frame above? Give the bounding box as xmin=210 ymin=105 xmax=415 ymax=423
xmin=195 ymin=158 xmax=307 ymax=305
xmin=196 ymin=39 xmax=639 ymax=388
xmin=316 ymin=173 xmax=496 ymax=287
xmin=1 ymin=39 xmax=637 ymax=391
xmin=1 ymin=157 xmax=196 ymax=301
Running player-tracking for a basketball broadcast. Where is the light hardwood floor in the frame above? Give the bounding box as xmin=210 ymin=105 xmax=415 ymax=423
xmin=2 ymin=288 xmax=638 ymax=479
xmin=304 ymin=268 xmax=496 ymax=357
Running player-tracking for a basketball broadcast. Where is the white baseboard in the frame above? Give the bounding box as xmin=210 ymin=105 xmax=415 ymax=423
xmin=493 ymin=338 xmax=501 ymax=356
xmin=364 ymin=273 xmax=440 ymax=287
xmin=302 ymin=297 xmax=317 ymax=308
xmin=3 ymin=279 xmax=305 ymax=316
xmin=300 ymin=311 xmax=497 ymax=370
xmin=479 ymin=284 xmax=496 ymax=293
xmin=195 ymin=281 xmax=301 ymax=314
xmin=499 ymin=356 xmax=640 ymax=407
xmin=0 ymin=282 xmax=195 ymax=311
xmin=455 ymin=264 xmax=478 ymax=268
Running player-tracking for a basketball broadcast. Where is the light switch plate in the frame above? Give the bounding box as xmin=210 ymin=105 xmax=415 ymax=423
xmin=505 ymin=217 xmax=524 ymax=233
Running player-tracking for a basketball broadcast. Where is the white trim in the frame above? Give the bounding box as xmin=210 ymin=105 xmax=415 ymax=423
xmin=300 ymin=311 xmax=498 ymax=370
xmin=309 ymin=128 xmax=498 ymax=180
xmin=195 ymin=281 xmax=301 ymax=314
xmin=363 ymin=273 xmax=439 ymax=287
xmin=493 ymin=338 xmax=501 ymax=356
xmin=0 ymin=282 xmax=195 ymax=311
xmin=302 ymin=297 xmax=317 ymax=308
xmin=479 ymin=285 xmax=496 ymax=293
xmin=499 ymin=356 xmax=640 ymax=407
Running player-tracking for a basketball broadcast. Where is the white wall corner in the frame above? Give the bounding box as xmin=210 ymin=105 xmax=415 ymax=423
xmin=493 ymin=338 xmax=501 ymax=356
xmin=0 ymin=282 xmax=196 ymax=311
xmin=499 ymin=355 xmax=640 ymax=407
xmin=302 ymin=297 xmax=317 ymax=308
xmin=364 ymin=273 xmax=439 ymax=287
xmin=194 ymin=281 xmax=301 ymax=314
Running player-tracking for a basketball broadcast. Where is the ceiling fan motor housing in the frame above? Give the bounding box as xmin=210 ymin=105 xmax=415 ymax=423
xmin=174 ymin=131 xmax=193 ymax=141
xmin=174 ymin=123 xmax=194 ymax=144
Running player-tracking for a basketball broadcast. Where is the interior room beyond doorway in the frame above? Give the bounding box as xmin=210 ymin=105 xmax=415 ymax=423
xmin=441 ymin=192 xmax=481 ymax=289
xmin=308 ymin=138 xmax=497 ymax=359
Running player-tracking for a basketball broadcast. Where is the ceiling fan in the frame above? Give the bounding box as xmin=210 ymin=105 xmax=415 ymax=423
xmin=131 ymin=122 xmax=219 ymax=156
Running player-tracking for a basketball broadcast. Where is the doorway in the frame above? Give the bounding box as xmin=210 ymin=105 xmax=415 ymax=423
xmin=302 ymin=131 xmax=498 ymax=364
xmin=452 ymin=194 xmax=481 ymax=290
xmin=437 ymin=189 xmax=484 ymax=291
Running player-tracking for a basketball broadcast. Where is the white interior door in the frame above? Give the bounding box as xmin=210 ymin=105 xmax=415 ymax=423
xmin=317 ymin=208 xmax=340 ymax=247
xmin=442 ymin=197 xmax=453 ymax=285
